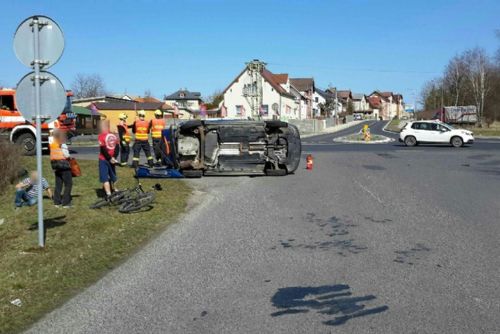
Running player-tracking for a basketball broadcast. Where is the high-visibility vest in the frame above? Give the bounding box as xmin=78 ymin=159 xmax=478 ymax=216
xmin=118 ymin=123 xmax=131 ymax=142
xmin=151 ymin=118 xmax=165 ymax=139
xmin=134 ymin=120 xmax=150 ymax=141
xmin=50 ymin=140 xmax=65 ymax=160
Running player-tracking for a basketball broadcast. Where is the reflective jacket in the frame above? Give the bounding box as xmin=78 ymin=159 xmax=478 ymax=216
xmin=134 ymin=120 xmax=150 ymax=141
xmin=50 ymin=140 xmax=65 ymax=160
xmin=117 ymin=123 xmax=131 ymax=143
xmin=151 ymin=118 xmax=166 ymax=139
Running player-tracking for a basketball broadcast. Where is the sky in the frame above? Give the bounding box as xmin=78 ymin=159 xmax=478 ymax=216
xmin=1 ymin=0 xmax=499 ymax=105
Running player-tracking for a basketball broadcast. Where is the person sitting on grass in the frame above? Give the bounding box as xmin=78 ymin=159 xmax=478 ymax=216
xmin=15 ymin=171 xmax=52 ymax=208
xmin=98 ymin=120 xmax=119 ymax=199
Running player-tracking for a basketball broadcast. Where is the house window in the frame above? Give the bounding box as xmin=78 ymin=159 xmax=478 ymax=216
xmin=260 ymin=104 xmax=269 ymax=116
xmin=286 ymin=105 xmax=291 ymax=114
xmin=236 ymin=105 xmax=243 ymax=116
xmin=315 ymin=97 xmax=319 ymax=103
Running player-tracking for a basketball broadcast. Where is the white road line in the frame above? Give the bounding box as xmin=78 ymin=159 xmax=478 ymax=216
xmin=354 ymin=180 xmax=384 ymax=205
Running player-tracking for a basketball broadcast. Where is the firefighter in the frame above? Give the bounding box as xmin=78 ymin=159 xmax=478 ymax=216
xmin=117 ymin=113 xmax=131 ymax=167
xmin=131 ymin=110 xmax=154 ymax=168
xmin=151 ymin=109 xmax=166 ymax=164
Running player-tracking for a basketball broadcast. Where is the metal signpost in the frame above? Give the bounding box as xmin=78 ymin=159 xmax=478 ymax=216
xmin=13 ymin=16 xmax=65 ymax=247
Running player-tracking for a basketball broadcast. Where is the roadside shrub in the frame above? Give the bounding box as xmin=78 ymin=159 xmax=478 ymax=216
xmin=0 ymin=139 xmax=23 ymax=193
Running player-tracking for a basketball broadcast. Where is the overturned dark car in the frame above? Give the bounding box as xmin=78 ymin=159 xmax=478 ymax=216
xmin=156 ymin=119 xmax=301 ymax=177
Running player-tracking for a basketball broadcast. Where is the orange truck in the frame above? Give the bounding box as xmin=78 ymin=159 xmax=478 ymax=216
xmin=0 ymin=88 xmax=76 ymax=155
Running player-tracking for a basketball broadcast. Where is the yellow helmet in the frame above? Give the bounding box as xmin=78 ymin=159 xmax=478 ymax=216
xmin=137 ymin=110 xmax=146 ymax=117
xmin=119 ymin=113 xmax=128 ymax=120
xmin=154 ymin=109 xmax=163 ymax=116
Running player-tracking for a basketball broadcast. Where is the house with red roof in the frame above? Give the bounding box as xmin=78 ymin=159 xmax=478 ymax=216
xmin=222 ymin=60 xmax=299 ymax=119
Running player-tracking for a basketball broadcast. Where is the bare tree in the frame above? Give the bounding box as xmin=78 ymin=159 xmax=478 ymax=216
xmin=71 ymin=73 xmax=107 ymax=99
xmin=144 ymin=89 xmax=152 ymax=98
xmin=463 ymin=48 xmax=492 ymax=126
xmin=443 ymin=55 xmax=466 ymax=106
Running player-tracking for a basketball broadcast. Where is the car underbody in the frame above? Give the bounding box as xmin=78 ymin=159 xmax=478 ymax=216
xmin=162 ymin=120 xmax=301 ymax=177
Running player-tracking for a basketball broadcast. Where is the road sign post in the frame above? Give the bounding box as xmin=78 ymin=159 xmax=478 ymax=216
xmin=33 ymin=17 xmax=44 ymax=247
xmin=14 ymin=15 xmax=65 ymax=247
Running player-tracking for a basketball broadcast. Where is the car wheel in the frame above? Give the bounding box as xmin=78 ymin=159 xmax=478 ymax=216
xmin=181 ymin=169 xmax=203 ymax=178
xmin=179 ymin=120 xmax=202 ymax=132
xmin=265 ymin=120 xmax=288 ymax=129
xmin=451 ymin=136 xmax=463 ymax=148
xmin=404 ymin=136 xmax=417 ymax=147
xmin=265 ymin=168 xmax=287 ymax=176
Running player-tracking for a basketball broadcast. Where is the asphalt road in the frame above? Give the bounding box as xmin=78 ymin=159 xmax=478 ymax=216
xmin=28 ymin=122 xmax=500 ymax=333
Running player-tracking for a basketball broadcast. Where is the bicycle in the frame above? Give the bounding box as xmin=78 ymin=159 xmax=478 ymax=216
xmin=90 ymin=182 xmax=160 ymax=213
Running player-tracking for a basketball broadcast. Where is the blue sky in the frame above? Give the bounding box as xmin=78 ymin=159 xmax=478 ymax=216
xmin=1 ymin=0 xmax=499 ymax=104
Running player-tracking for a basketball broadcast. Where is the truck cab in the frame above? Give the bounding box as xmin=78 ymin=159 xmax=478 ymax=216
xmin=0 ymin=88 xmax=76 ymax=155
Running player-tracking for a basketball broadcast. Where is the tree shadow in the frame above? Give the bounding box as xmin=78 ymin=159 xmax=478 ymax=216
xmin=270 ymin=284 xmax=388 ymax=326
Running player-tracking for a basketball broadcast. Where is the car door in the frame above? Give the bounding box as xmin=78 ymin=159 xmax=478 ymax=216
xmin=425 ymin=123 xmax=443 ymax=143
xmin=435 ymin=124 xmax=453 ymax=143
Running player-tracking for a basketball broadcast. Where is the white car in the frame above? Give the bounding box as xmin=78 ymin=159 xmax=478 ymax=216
xmin=399 ymin=120 xmax=474 ymax=147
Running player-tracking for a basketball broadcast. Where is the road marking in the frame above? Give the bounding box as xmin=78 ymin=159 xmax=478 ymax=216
xmin=354 ymin=180 xmax=384 ymax=205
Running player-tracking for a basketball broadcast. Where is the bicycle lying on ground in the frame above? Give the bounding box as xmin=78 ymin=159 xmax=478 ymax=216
xmin=90 ymin=181 xmax=161 ymax=213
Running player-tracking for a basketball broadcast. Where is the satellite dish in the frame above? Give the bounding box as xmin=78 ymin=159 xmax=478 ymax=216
xmin=13 ymin=15 xmax=65 ymax=69
xmin=272 ymin=103 xmax=279 ymax=112
xmin=16 ymin=71 xmax=66 ymax=122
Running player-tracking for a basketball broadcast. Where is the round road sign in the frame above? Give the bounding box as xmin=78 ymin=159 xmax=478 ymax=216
xmin=16 ymin=71 xmax=66 ymax=122
xmin=13 ymin=15 xmax=65 ymax=69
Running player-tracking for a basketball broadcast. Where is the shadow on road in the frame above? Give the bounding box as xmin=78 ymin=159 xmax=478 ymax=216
xmin=270 ymin=284 xmax=388 ymax=326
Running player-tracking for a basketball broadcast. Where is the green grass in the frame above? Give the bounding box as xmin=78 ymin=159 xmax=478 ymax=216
xmin=0 ymin=157 xmax=191 ymax=334
xmin=469 ymin=128 xmax=500 ymax=137
xmin=385 ymin=119 xmax=402 ymax=133
xmin=343 ymin=133 xmax=386 ymax=142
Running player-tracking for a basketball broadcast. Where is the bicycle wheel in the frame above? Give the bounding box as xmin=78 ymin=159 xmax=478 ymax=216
xmin=90 ymin=198 xmax=109 ymax=209
xmin=118 ymin=192 xmax=155 ymax=213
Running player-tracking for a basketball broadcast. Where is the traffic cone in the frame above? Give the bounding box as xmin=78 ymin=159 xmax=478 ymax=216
xmin=306 ymin=154 xmax=314 ymax=170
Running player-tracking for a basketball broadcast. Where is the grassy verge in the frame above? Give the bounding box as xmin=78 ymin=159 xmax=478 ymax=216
xmin=342 ymin=133 xmax=386 ymax=142
xmin=0 ymin=157 xmax=191 ymax=334
xmin=469 ymin=128 xmax=500 ymax=137
xmin=385 ymin=119 xmax=402 ymax=133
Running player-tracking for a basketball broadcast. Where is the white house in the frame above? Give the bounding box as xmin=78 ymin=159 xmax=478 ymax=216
xmin=290 ymin=78 xmax=314 ymax=119
xmin=312 ymin=88 xmax=326 ymax=118
xmin=352 ymin=93 xmax=370 ymax=113
xmin=222 ymin=62 xmax=297 ymax=120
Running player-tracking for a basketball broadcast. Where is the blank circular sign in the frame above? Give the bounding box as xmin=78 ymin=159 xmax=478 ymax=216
xmin=13 ymin=15 xmax=65 ymax=69
xmin=16 ymin=71 xmax=67 ymax=122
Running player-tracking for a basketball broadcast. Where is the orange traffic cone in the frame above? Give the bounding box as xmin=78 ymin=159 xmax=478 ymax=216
xmin=306 ymin=154 xmax=314 ymax=170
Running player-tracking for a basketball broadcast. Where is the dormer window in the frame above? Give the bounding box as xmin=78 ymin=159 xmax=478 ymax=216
xmin=179 ymin=92 xmax=185 ymax=98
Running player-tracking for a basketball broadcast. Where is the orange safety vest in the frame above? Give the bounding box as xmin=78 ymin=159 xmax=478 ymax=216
xmin=50 ymin=140 xmax=65 ymax=160
xmin=134 ymin=119 xmax=150 ymax=141
xmin=151 ymin=118 xmax=165 ymax=139
xmin=118 ymin=123 xmax=131 ymax=142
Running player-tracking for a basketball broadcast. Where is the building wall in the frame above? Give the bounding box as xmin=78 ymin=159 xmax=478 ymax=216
xmin=98 ymin=109 xmax=160 ymax=131
xmin=164 ymin=99 xmax=201 ymax=111
xmin=312 ymin=91 xmax=326 ymax=117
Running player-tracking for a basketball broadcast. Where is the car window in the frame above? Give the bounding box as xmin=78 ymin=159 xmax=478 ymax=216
xmin=411 ymin=123 xmax=421 ymax=129
xmin=429 ymin=123 xmax=439 ymax=131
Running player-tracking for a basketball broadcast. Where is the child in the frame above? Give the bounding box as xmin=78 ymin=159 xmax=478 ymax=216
xmin=15 ymin=171 xmax=52 ymax=208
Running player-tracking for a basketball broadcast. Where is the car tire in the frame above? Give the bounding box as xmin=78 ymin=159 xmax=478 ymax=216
xmin=265 ymin=168 xmax=287 ymax=176
xmin=179 ymin=120 xmax=202 ymax=132
xmin=182 ymin=169 xmax=203 ymax=178
xmin=404 ymin=136 xmax=417 ymax=147
xmin=265 ymin=120 xmax=288 ymax=129
xmin=451 ymin=136 xmax=463 ymax=148
xmin=15 ymin=133 xmax=36 ymax=156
